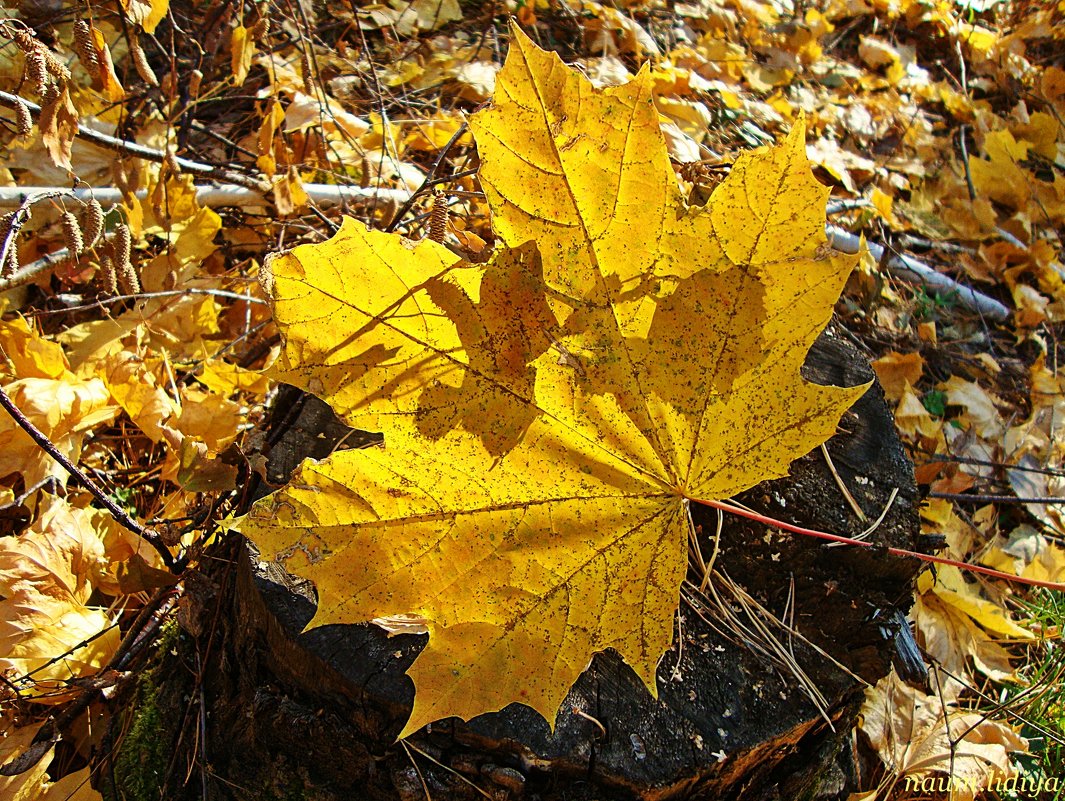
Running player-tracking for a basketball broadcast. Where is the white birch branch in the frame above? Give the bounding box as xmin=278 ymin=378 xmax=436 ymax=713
xmin=0 ymin=185 xmax=412 ymax=209
xmin=825 ymin=224 xmax=1009 ymax=322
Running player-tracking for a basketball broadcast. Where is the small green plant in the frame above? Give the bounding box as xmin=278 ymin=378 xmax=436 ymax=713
xmin=912 ymin=285 xmax=960 ymax=323
xmin=922 ymin=389 xmax=947 ymax=417
xmin=1003 ymin=589 xmax=1065 ymax=801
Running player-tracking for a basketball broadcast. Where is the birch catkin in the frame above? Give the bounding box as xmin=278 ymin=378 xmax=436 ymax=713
xmin=113 ymin=222 xmax=132 ymax=271
xmin=428 ymin=189 xmax=448 ymax=243
xmin=60 ymin=211 xmax=84 ymax=255
xmin=11 ymin=27 xmax=39 ymax=54
xmin=113 ymin=224 xmax=140 ymax=293
xmin=82 ymin=199 xmax=104 ymax=248
xmin=300 ymin=50 xmax=313 ymax=94
xmin=98 ymin=245 xmax=118 ymax=295
xmin=130 ymin=33 xmax=158 ymax=86
xmin=250 ymin=13 xmax=270 ymax=40
xmin=72 ymin=20 xmax=101 ymax=80
xmin=188 ymin=69 xmax=203 ymax=100
xmin=15 ymin=27 xmax=71 ymax=84
xmin=13 ymin=97 xmax=32 ymax=137
xmin=42 ymin=50 xmax=71 ymax=82
xmin=119 ymin=257 xmax=140 ymax=293
xmin=25 ymin=51 xmax=50 ymax=95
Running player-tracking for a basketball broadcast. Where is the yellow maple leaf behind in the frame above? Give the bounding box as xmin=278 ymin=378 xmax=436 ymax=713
xmin=242 ymin=28 xmax=868 ymax=738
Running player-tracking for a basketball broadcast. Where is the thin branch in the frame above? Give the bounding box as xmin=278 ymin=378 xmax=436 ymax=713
xmin=0 ymin=239 xmax=72 ymax=291
xmin=28 ymin=287 xmax=268 ymax=316
xmin=825 ymin=198 xmax=872 ymax=214
xmin=0 ymin=184 xmax=412 ymax=209
xmin=386 ymin=116 xmax=475 ymax=233
xmin=928 ymin=491 xmax=1065 ymax=505
xmin=919 ymin=452 xmax=1065 ymax=478
xmin=0 ymin=90 xmax=267 ymax=191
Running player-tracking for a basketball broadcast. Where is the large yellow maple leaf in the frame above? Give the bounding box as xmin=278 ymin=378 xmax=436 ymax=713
xmin=241 ymin=28 xmax=868 ymax=738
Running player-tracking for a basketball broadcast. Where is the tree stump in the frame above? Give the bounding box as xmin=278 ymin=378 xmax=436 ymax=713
xmin=99 ymin=328 xmax=922 ymax=801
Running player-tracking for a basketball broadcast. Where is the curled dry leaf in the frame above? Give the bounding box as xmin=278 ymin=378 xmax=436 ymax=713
xmin=84 ymin=20 xmax=125 ymax=101
xmin=860 ymin=672 xmax=1026 ymax=801
xmin=230 ymin=24 xmax=255 ymax=86
xmin=36 ymin=85 xmax=78 ymax=171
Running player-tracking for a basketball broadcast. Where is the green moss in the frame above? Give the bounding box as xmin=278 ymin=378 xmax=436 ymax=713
xmin=108 ymin=621 xmax=184 ymax=801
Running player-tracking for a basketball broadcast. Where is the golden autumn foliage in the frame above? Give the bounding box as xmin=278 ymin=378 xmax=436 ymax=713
xmin=240 ymin=29 xmax=868 ymax=737
xmin=1 ymin=0 xmax=1064 ymax=794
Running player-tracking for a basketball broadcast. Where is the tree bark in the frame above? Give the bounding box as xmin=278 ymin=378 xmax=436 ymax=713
xmin=99 ymin=328 xmax=923 ymax=801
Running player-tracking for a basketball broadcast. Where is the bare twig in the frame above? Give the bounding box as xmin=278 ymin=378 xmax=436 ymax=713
xmin=386 ymin=117 xmax=475 ymax=233
xmin=0 ymin=184 xmax=412 ymax=209
xmin=0 ymin=90 xmax=267 ymax=192
xmin=957 ymin=125 xmax=977 ymax=202
xmin=928 ymin=491 xmax=1065 ymax=505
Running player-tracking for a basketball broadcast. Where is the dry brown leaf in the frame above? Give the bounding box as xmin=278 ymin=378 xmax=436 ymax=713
xmin=37 ymin=85 xmax=78 ymax=172
xmin=0 ymin=500 xmax=119 ymax=700
xmin=0 ymin=720 xmax=101 ymax=800
xmin=871 ymin=351 xmax=924 ymax=402
xmin=860 ymin=672 xmax=1026 ymax=801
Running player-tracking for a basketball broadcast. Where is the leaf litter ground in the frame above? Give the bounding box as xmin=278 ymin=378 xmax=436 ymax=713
xmin=1 ymin=0 xmax=1064 ymax=796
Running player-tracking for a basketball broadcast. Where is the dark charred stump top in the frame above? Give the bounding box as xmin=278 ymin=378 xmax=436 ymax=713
xmin=103 ymin=329 xmax=922 ymax=801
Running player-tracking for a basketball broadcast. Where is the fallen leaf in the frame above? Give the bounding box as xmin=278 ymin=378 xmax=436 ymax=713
xmin=941 ymin=376 xmax=1005 ymax=439
xmin=0 ymin=316 xmax=69 ymax=381
xmin=198 ymin=359 xmax=270 ymax=396
xmin=100 ymin=352 xmax=177 ymax=443
xmin=230 ymin=24 xmax=255 ymax=86
xmin=113 ymin=552 xmax=180 ymax=593
xmin=0 ymin=376 xmax=117 ymax=488
xmin=0 ymin=499 xmax=119 ymax=700
xmin=0 ymin=721 xmax=102 ymax=801
xmin=893 ymin=382 xmax=941 ymax=439
xmin=969 ymin=130 xmax=1031 ymax=210
xmin=920 ymin=565 xmax=1032 ymax=640
xmin=860 ymin=672 xmax=1026 ymax=801
xmin=1 ymin=722 xmax=55 ymax=801
xmin=871 ymin=351 xmax=924 ymax=402
xmin=119 ymin=0 xmax=168 ymax=33
xmin=242 ymin=29 xmax=866 ymax=737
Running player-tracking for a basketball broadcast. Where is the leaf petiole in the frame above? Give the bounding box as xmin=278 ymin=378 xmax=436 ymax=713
xmin=690 ymin=497 xmax=1065 ymax=592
